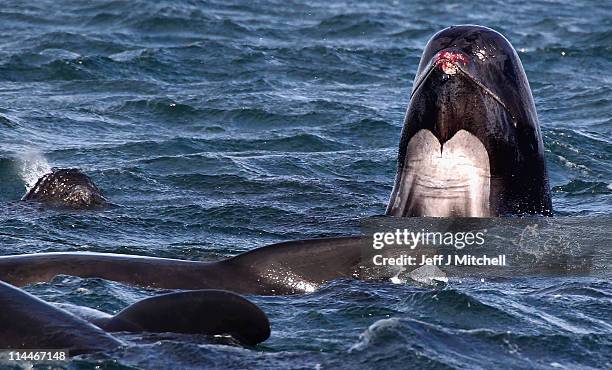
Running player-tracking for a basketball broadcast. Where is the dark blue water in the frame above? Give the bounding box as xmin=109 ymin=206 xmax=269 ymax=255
xmin=0 ymin=0 xmax=610 ymax=368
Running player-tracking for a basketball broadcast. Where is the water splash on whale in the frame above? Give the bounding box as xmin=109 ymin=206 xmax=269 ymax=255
xmin=19 ymin=151 xmax=51 ymax=193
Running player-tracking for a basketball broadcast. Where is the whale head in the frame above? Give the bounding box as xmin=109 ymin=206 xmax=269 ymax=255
xmin=22 ymin=168 xmax=109 ymax=209
xmin=386 ymin=25 xmax=552 ymax=217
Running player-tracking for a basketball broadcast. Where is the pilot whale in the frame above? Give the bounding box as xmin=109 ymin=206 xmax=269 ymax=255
xmin=22 ymin=168 xmax=109 ymax=209
xmin=387 ymin=25 xmax=552 ymax=217
xmin=0 ymin=26 xmax=555 ymax=350
xmin=0 ymin=280 xmax=270 ymax=353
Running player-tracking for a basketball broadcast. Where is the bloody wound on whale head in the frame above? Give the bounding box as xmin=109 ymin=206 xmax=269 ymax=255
xmin=434 ymin=50 xmax=469 ymax=75
xmin=387 ymin=25 xmax=553 ymax=217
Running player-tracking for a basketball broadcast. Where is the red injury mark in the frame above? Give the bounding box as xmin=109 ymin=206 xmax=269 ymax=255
xmin=434 ymin=51 xmax=468 ymax=75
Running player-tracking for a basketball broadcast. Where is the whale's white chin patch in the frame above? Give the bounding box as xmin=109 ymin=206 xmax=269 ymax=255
xmin=389 ymin=129 xmax=491 ymax=217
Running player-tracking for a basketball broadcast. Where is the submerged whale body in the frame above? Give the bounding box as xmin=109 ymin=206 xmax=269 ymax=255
xmin=22 ymin=168 xmax=109 ymax=209
xmin=0 ymin=280 xmax=121 ymax=354
xmin=0 ymin=280 xmax=270 ymax=353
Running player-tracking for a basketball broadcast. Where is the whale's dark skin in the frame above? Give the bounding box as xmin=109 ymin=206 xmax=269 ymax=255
xmin=0 ymin=233 xmax=575 ymax=296
xmin=0 ymin=237 xmax=372 ymax=295
xmin=22 ymin=168 xmax=109 ymax=209
xmin=93 ymin=289 xmax=270 ymax=346
xmin=386 ymin=25 xmax=552 ymax=217
xmin=0 ymin=280 xmax=123 ymax=354
xmin=0 ymin=280 xmax=270 ymax=352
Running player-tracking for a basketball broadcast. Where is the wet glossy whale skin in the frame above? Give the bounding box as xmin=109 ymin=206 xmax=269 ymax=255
xmin=22 ymin=168 xmax=109 ymax=209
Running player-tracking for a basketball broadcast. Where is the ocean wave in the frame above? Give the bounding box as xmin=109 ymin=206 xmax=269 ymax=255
xmin=554 ymin=180 xmax=612 ymax=196
xmin=301 ymin=14 xmax=391 ymax=38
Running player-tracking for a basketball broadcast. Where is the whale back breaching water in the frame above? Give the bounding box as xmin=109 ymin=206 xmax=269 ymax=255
xmin=386 ymin=25 xmax=553 ymax=217
xmin=21 ymin=168 xmax=109 ymax=209
xmin=0 ymin=280 xmax=270 ymax=351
